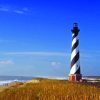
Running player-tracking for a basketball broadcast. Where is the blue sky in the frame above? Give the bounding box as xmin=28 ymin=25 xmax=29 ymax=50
xmin=0 ymin=0 xmax=100 ymax=77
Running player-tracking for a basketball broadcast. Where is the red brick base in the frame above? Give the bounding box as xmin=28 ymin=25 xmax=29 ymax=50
xmin=69 ymin=74 xmax=82 ymax=81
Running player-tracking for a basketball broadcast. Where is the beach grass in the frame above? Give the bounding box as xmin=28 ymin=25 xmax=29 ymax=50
xmin=0 ymin=78 xmax=99 ymax=100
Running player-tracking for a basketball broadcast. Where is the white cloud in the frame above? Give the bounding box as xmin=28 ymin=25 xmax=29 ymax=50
xmin=13 ymin=8 xmax=30 ymax=14
xmin=13 ymin=10 xmax=24 ymax=14
xmin=0 ymin=6 xmax=30 ymax=15
xmin=51 ymin=61 xmax=62 ymax=69
xmin=0 ymin=60 xmax=14 ymax=65
xmin=4 ymin=52 xmax=67 ymax=57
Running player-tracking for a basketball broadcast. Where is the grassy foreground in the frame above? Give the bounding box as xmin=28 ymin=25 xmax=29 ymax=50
xmin=0 ymin=78 xmax=100 ymax=100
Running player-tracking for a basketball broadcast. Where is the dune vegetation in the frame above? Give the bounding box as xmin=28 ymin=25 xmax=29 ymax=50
xmin=0 ymin=78 xmax=99 ymax=100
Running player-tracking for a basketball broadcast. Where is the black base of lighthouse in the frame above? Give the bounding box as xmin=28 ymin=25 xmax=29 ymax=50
xmin=69 ymin=74 xmax=82 ymax=81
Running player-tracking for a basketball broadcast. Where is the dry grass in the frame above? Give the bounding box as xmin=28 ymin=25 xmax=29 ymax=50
xmin=0 ymin=79 xmax=99 ymax=100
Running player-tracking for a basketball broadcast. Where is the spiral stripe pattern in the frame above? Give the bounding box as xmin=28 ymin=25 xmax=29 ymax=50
xmin=70 ymin=33 xmax=81 ymax=74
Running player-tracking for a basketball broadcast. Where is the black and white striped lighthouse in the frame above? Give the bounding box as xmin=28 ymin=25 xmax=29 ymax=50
xmin=69 ymin=23 xmax=82 ymax=81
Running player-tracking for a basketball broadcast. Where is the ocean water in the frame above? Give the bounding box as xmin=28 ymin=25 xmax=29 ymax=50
xmin=0 ymin=76 xmax=33 ymax=85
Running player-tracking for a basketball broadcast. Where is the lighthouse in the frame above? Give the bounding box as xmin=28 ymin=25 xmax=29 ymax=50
xmin=69 ymin=23 xmax=82 ymax=81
